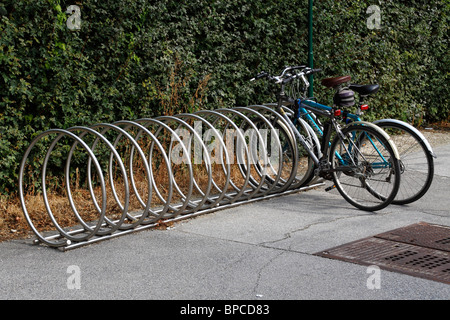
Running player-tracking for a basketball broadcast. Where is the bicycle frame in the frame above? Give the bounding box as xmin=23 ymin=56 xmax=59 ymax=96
xmin=278 ymin=96 xmax=359 ymax=173
xmin=295 ymin=99 xmax=392 ymax=170
xmin=296 ymin=99 xmax=360 ymax=131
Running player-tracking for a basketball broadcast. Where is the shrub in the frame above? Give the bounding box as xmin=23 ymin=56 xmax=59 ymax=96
xmin=0 ymin=0 xmax=448 ymax=196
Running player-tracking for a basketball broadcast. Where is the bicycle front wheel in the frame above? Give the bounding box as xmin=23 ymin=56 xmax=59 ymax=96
xmin=329 ymin=124 xmax=401 ymax=211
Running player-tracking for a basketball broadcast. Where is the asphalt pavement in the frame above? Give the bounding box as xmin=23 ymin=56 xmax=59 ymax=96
xmin=1 ymin=142 xmax=449 ymax=302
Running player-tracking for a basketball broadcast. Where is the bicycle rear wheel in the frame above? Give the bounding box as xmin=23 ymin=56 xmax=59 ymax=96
xmin=329 ymin=124 xmax=401 ymax=211
xmin=374 ymin=120 xmax=434 ymax=205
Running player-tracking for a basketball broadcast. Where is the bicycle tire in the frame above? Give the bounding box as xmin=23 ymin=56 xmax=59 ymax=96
xmin=373 ymin=120 xmax=434 ymax=205
xmin=329 ymin=123 xmax=401 ymax=211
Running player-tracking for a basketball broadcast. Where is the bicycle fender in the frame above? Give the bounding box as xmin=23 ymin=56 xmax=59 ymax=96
xmin=374 ymin=119 xmax=436 ymax=158
xmin=344 ymin=121 xmax=400 ymax=160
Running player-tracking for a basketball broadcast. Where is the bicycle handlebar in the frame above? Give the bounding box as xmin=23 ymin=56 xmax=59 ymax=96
xmin=250 ymin=65 xmax=322 ymax=87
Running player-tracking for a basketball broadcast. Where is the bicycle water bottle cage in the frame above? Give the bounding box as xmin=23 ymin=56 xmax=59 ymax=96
xmin=321 ymin=75 xmax=351 ymax=88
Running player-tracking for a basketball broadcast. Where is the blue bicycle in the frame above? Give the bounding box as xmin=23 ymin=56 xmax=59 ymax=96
xmin=251 ymin=66 xmax=402 ymax=211
xmin=291 ymin=71 xmax=435 ymax=205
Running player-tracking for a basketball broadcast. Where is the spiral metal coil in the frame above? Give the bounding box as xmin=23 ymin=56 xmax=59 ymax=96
xmin=19 ymin=106 xmax=321 ymax=250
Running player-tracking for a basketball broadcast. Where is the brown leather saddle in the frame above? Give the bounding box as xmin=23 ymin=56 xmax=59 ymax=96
xmin=322 ymin=76 xmax=380 ymax=96
xmin=321 ymin=76 xmax=352 ymax=88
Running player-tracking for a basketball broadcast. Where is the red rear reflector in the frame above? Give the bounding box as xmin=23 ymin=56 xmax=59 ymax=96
xmin=360 ymin=104 xmax=369 ymax=110
xmin=334 ymin=109 xmax=341 ymax=116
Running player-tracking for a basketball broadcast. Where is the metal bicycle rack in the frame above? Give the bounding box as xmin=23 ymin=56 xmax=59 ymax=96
xmin=19 ymin=105 xmax=322 ymax=250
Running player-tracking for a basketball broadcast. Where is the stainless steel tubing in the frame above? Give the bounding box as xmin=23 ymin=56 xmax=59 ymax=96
xmin=19 ymin=107 xmax=321 ymax=250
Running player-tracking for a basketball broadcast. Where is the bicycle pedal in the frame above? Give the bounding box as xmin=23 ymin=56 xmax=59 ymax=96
xmin=325 ymin=185 xmax=336 ymax=192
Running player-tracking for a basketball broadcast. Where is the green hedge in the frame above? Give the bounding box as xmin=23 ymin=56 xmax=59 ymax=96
xmin=0 ymin=0 xmax=448 ymax=195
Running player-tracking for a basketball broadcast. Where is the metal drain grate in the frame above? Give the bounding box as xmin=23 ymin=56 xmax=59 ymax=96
xmin=375 ymin=222 xmax=450 ymax=252
xmin=315 ymin=222 xmax=450 ymax=284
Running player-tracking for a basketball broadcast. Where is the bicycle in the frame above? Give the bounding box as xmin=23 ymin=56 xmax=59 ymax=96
xmin=293 ymin=73 xmax=436 ymax=205
xmin=251 ymin=66 xmax=402 ymax=211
